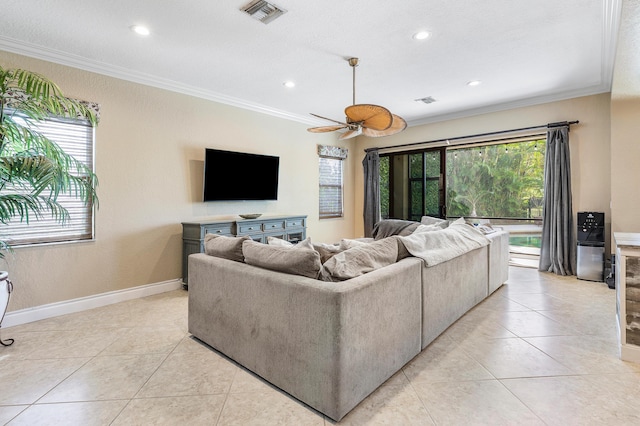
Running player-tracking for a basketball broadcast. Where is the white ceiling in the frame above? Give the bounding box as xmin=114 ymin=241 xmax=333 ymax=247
xmin=0 ymin=0 xmax=621 ymax=128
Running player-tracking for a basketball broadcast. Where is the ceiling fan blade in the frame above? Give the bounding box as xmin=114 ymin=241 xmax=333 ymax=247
xmin=338 ymin=126 xmax=363 ymax=140
xmin=345 ymin=104 xmax=392 ymax=131
xmin=361 ymin=114 xmax=407 ymax=137
xmin=307 ymin=125 xmax=348 ymax=133
xmin=309 ymin=113 xmax=349 ymax=126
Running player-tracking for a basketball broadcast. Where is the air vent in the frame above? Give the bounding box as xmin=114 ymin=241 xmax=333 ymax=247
xmin=415 ymin=96 xmax=437 ymax=104
xmin=241 ymin=0 xmax=287 ymax=24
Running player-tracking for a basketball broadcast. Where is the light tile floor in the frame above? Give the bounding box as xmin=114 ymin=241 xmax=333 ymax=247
xmin=1 ymin=267 xmax=639 ymax=425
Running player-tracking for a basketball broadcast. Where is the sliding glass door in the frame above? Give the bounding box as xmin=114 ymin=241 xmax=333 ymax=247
xmin=380 ymin=148 xmax=445 ymax=221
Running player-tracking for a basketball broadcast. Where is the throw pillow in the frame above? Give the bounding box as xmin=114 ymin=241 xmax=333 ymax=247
xmin=204 ymin=234 xmax=250 ymax=262
xmin=339 ymin=238 xmax=371 ymax=250
xmin=267 ymin=236 xmax=294 ymax=247
xmin=267 ymin=236 xmax=314 ymax=250
xmin=450 ymin=217 xmax=467 ymax=226
xmin=420 ymin=215 xmax=445 ymax=225
xmin=319 ymin=237 xmax=399 ymax=282
xmin=372 ymin=219 xmax=421 ymax=240
xmin=243 ymin=240 xmax=322 ymax=279
xmin=313 ymin=242 xmax=345 ymax=264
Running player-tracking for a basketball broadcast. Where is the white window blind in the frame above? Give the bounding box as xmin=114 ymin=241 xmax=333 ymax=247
xmin=0 ymin=115 xmax=95 ymax=246
xmin=317 ymin=145 xmax=348 ymax=219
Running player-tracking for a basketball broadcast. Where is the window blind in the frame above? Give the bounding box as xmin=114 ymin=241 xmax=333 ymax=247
xmin=0 ymin=115 xmax=95 ymax=246
xmin=319 ymin=157 xmax=343 ymax=218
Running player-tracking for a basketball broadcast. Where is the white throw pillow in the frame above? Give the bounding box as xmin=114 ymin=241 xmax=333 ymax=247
xmin=267 ymin=236 xmax=314 ymax=250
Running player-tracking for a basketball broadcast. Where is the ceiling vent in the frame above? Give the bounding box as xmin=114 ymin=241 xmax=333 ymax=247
xmin=415 ymin=96 xmax=437 ymax=104
xmin=241 ymin=0 xmax=287 ymax=24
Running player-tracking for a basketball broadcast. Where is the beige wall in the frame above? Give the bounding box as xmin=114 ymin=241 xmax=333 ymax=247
xmin=354 ymin=94 xmax=612 ymax=243
xmin=610 ymin=0 xmax=640 ymax=238
xmin=1 ymin=51 xmax=356 ymax=312
xmin=610 ymin=98 xmax=640 ymax=236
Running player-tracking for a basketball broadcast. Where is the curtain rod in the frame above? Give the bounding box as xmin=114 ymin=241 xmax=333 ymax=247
xmin=364 ymin=120 xmax=579 ymax=153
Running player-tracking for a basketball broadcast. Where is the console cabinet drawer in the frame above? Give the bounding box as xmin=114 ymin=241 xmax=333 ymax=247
xmin=203 ymin=224 xmax=233 ymax=236
xmin=263 ymin=220 xmax=285 ymax=232
xmin=238 ymin=223 xmax=262 ymax=234
xmin=286 ymin=218 xmax=305 ymax=229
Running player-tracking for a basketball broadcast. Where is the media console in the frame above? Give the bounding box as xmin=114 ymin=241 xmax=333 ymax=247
xmin=181 ymin=215 xmax=307 ymax=286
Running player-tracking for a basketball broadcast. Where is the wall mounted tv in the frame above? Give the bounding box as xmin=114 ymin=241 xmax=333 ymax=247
xmin=203 ymin=148 xmax=280 ymax=201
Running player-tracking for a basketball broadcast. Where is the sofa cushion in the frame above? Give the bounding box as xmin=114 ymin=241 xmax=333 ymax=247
xmin=320 ymin=237 xmax=399 ymax=282
xmin=204 ymin=234 xmax=250 ymax=262
xmin=243 ymin=240 xmax=322 ymax=279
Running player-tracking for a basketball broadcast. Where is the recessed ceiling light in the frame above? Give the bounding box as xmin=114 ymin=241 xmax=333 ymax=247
xmin=413 ymin=31 xmax=431 ymax=40
xmin=131 ymin=25 xmax=150 ymax=36
xmin=283 ymin=81 xmax=295 ymax=88
xmin=467 ymin=80 xmax=481 ymax=87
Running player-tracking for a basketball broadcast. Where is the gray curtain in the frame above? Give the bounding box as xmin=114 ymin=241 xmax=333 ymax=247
xmin=362 ymin=150 xmax=380 ymax=237
xmin=539 ymin=126 xmax=576 ymax=275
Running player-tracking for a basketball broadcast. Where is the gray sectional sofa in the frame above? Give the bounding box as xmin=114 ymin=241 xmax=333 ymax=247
xmin=188 ymin=228 xmax=509 ymax=421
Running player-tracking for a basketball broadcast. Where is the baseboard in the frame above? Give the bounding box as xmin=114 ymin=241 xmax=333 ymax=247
xmin=1 ymin=279 xmax=183 ymax=328
xmin=621 ymin=343 xmax=640 ymax=364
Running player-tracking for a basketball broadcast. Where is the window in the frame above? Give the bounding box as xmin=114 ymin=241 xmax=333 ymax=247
xmin=446 ymin=139 xmax=545 ymax=221
xmin=0 ymin=114 xmax=96 ymax=246
xmin=379 ymin=138 xmax=545 ymax=224
xmin=318 ymin=145 xmax=348 ymax=219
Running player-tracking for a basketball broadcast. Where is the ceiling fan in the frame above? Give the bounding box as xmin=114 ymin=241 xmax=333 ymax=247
xmin=307 ymin=58 xmax=407 ymax=140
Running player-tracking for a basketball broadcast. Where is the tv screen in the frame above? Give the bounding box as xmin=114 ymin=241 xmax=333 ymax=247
xmin=203 ymin=148 xmax=279 ymax=201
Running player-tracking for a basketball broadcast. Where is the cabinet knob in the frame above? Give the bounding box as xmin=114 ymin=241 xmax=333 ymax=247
xmin=248 ymin=227 xmax=254 ymax=230
xmin=271 ymin=224 xmax=277 ymax=228
xmin=292 ymin=222 xmax=297 ymax=226
xmin=217 ymin=230 xmax=223 ymax=233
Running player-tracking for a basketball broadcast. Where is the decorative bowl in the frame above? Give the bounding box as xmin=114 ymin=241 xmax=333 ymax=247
xmin=239 ymin=213 xmax=262 ymax=219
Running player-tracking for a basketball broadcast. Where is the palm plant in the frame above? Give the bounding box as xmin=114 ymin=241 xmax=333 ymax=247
xmin=0 ymin=66 xmax=98 ymax=258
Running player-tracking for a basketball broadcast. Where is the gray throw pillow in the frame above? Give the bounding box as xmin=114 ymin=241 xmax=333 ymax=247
xmin=243 ymin=240 xmax=322 ymax=279
xmin=313 ymin=242 xmax=345 ymax=264
xmin=204 ymin=234 xmax=250 ymax=262
xmin=319 ymin=237 xmax=399 ymax=282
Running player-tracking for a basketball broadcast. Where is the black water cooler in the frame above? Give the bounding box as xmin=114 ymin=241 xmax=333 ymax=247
xmin=577 ymin=212 xmax=605 ymax=282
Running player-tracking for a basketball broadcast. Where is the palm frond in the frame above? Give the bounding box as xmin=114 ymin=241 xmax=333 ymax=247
xmin=0 ymin=193 xmax=69 ymax=225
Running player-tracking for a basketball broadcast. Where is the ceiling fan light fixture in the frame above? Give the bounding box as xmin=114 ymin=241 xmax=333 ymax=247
xmin=307 ymin=57 xmax=406 ymax=138
xmin=241 ymin=0 xmax=287 ymax=24
xmin=339 ymin=126 xmax=363 ymax=140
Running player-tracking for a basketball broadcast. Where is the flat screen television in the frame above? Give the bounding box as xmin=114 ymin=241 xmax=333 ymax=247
xmin=203 ymin=148 xmax=279 ymax=201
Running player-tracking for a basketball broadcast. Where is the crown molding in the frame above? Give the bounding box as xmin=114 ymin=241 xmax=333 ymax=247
xmin=0 ymin=36 xmax=318 ymax=126
xmin=406 ymin=84 xmax=611 ymax=128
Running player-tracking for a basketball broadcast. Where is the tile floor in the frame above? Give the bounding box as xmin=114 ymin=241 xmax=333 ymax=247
xmin=1 ymin=266 xmax=639 ymax=425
